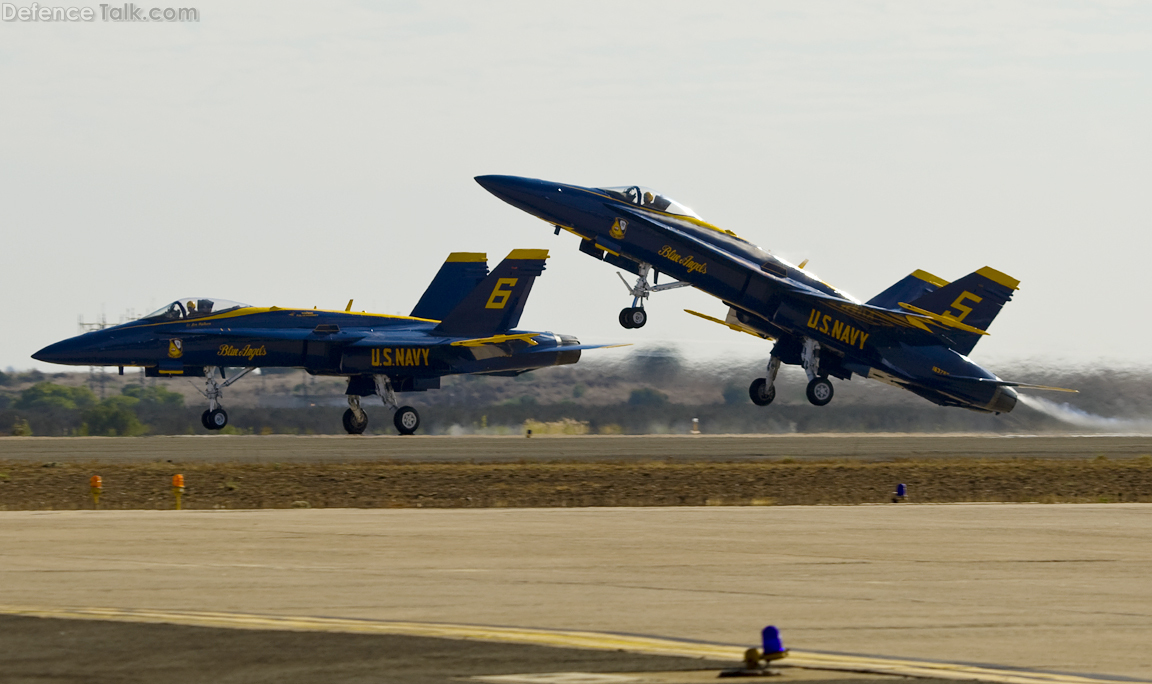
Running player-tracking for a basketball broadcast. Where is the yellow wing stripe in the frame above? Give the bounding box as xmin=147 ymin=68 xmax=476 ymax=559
xmin=898 ymin=303 xmax=990 ymax=336
xmin=450 ymin=333 xmax=540 ymax=347
xmin=911 ymin=269 xmax=950 ymax=288
xmin=506 ymin=249 xmax=549 ymax=260
xmin=446 ymin=252 xmax=487 ymax=263
xmin=0 ymin=606 xmax=1127 ymax=684
xmin=976 ymin=266 xmax=1020 ymax=290
xmin=684 ymin=309 xmax=773 ymax=340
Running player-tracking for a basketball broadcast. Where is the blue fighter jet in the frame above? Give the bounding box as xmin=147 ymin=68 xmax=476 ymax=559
xmin=476 ymin=176 xmax=1074 ymax=414
xmin=33 ymin=249 xmax=612 ymax=434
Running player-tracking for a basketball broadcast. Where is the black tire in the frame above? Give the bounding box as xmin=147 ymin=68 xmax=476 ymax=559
xmin=207 ymin=408 xmax=229 ymax=430
xmin=342 ymin=408 xmax=368 ymax=435
xmin=619 ymin=308 xmax=634 ymax=329
xmin=200 ymin=410 xmax=212 ymax=430
xmin=805 ymin=378 xmax=834 ymax=406
xmin=627 ymin=307 xmax=648 ymax=328
xmin=749 ymin=378 xmax=776 ymax=406
xmin=394 ymin=406 xmax=420 ymax=435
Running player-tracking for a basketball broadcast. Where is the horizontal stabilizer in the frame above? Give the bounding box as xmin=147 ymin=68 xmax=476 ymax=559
xmin=944 ymin=375 xmax=1078 ymax=393
xmin=524 ymin=343 xmax=632 ymax=353
xmin=434 ymin=250 xmax=549 ymax=337
xmin=410 ymin=252 xmax=490 ymax=321
xmin=450 ymin=332 xmax=540 ymax=347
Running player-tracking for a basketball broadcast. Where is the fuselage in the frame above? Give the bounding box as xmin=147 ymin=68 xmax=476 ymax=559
xmin=476 ymin=175 xmax=1016 ymax=413
xmin=32 ymin=305 xmax=582 ymax=386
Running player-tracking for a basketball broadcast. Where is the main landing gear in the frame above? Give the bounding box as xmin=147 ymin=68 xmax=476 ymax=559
xmin=342 ymin=375 xmax=421 ymax=436
xmin=748 ymin=338 xmax=835 ymax=408
xmin=800 ymin=338 xmax=834 ymax=407
xmin=616 ymin=262 xmax=689 ymax=329
xmin=749 ymin=357 xmax=781 ymax=406
xmin=198 ymin=366 xmax=255 ymax=431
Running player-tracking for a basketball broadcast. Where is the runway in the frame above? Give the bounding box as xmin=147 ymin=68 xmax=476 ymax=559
xmin=2 ymin=504 xmax=1150 ymax=681
xmin=2 ymin=433 xmax=1151 ymax=463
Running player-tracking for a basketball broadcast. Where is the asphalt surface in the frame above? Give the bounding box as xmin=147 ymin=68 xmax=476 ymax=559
xmin=2 ymin=433 xmax=1151 ymax=463
xmin=2 ymin=505 xmax=1150 ymax=680
xmin=1 ymin=615 xmax=761 ymax=684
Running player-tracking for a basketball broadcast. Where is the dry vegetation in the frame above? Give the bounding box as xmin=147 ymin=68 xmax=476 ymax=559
xmin=3 ymin=457 xmax=1151 ymax=510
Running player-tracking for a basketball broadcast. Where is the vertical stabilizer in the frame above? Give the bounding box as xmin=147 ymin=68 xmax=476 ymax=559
xmin=433 ymin=250 xmax=549 ymax=337
xmin=410 ymin=253 xmax=489 ymax=321
xmin=904 ymin=266 xmax=1019 ymax=355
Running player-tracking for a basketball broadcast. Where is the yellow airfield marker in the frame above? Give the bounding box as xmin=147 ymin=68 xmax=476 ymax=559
xmin=171 ymin=474 xmax=184 ymax=510
xmin=0 ymin=606 xmax=1138 ymax=684
xmin=88 ymin=475 xmax=102 ymax=508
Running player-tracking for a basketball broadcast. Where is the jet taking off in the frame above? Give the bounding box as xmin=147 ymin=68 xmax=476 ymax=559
xmin=477 ymin=176 xmax=1074 ymax=413
xmin=33 ymin=250 xmax=613 ymax=434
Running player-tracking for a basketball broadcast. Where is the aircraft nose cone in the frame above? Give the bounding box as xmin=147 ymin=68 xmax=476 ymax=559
xmin=475 ymin=175 xmax=548 ymax=204
xmin=32 ymin=340 xmax=71 ymax=364
xmin=475 ymin=175 xmax=580 ymax=226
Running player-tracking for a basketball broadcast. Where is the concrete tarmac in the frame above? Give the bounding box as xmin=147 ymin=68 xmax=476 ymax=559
xmin=2 ymin=505 xmax=1150 ymax=680
xmin=2 ymin=433 xmax=1151 ymax=463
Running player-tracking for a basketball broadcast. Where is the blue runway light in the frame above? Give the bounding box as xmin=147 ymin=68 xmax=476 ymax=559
xmin=762 ymin=625 xmax=785 ymax=656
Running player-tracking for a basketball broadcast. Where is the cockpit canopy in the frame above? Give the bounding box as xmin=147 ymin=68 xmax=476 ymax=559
xmin=142 ymin=298 xmax=249 ymax=321
xmin=596 ymin=186 xmax=701 ymax=219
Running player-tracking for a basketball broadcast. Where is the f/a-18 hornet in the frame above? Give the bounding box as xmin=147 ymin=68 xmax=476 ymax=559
xmin=476 ymin=176 xmax=1074 ymax=414
xmin=33 ymin=250 xmax=613 ymax=434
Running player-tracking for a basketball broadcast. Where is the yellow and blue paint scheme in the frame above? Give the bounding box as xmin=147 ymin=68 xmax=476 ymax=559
xmin=477 ymin=175 xmax=1068 ymax=413
xmin=31 ymin=249 xmax=610 ymax=424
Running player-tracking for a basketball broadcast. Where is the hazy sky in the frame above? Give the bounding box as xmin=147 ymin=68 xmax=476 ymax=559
xmin=2 ymin=1 xmax=1150 ymax=372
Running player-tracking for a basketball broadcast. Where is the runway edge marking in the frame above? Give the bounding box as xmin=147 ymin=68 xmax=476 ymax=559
xmin=0 ymin=606 xmax=1141 ymax=684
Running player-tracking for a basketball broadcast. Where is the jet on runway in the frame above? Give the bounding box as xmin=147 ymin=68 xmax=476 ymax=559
xmin=476 ymin=176 xmax=1073 ymax=413
xmin=33 ymin=249 xmax=615 ymax=434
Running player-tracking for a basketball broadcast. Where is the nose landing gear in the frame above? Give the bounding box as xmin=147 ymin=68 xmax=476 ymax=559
xmin=615 ymin=262 xmax=689 ymax=329
xmin=197 ymin=366 xmax=254 ymax=431
xmin=619 ymin=307 xmax=648 ymax=329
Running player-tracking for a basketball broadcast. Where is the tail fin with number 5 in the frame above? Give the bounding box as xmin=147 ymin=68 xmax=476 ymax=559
xmin=902 ymin=266 xmax=1019 ymax=355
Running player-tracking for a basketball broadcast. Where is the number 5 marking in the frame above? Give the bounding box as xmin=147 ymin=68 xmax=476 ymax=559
xmin=946 ymin=291 xmax=982 ymax=322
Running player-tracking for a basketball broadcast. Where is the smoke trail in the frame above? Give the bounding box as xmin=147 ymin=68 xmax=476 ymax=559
xmin=1017 ymin=394 xmax=1152 ymax=433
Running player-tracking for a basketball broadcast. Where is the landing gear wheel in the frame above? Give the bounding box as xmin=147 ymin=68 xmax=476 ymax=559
xmin=394 ymin=406 xmax=420 ymax=435
xmin=342 ymin=408 xmax=368 ymax=435
xmin=207 ymin=408 xmax=229 ymax=430
xmin=806 ymin=378 xmax=834 ymax=407
xmin=622 ymin=307 xmax=647 ymax=329
xmin=749 ymin=378 xmax=776 ymax=406
xmin=201 ymin=410 xmax=212 ymax=430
